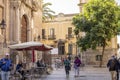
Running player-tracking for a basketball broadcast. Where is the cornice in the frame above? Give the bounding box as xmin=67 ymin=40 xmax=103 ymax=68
xmin=44 ymin=19 xmax=72 ymax=23
xmin=21 ymin=0 xmax=38 ymax=12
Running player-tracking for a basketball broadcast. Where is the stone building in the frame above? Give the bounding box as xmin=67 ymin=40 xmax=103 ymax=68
xmin=0 ymin=0 xmax=42 ymax=65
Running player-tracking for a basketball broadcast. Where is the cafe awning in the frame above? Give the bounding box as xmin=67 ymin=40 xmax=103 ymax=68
xmin=8 ymin=41 xmax=53 ymax=62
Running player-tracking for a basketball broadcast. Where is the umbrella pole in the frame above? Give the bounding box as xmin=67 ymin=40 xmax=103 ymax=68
xmin=32 ymin=50 xmax=35 ymax=63
xmin=23 ymin=50 xmax=26 ymax=62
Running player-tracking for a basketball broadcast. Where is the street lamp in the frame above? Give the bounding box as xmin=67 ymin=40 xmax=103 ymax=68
xmin=0 ymin=19 xmax=7 ymax=48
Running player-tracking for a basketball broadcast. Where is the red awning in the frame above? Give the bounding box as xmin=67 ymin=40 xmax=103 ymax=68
xmin=8 ymin=41 xmax=53 ymax=62
xmin=8 ymin=41 xmax=52 ymax=51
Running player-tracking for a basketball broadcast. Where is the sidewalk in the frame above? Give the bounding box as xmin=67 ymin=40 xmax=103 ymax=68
xmin=39 ymin=65 xmax=111 ymax=80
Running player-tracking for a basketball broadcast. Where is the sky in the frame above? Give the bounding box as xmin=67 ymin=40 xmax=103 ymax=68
xmin=44 ymin=0 xmax=80 ymax=15
xmin=117 ymin=0 xmax=120 ymax=5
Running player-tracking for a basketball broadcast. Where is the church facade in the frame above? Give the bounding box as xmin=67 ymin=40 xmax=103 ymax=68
xmin=0 ymin=0 xmax=42 ymax=65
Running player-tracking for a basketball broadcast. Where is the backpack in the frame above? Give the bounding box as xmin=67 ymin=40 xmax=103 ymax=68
xmin=64 ymin=60 xmax=70 ymax=66
xmin=109 ymin=59 xmax=116 ymax=70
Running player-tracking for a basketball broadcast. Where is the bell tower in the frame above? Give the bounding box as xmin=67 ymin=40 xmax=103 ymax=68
xmin=79 ymin=0 xmax=88 ymax=12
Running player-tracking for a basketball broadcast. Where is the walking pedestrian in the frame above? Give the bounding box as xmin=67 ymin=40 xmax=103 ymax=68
xmin=107 ymin=55 xmax=120 ymax=80
xmin=64 ymin=57 xmax=71 ymax=77
xmin=74 ymin=56 xmax=81 ymax=77
xmin=117 ymin=57 xmax=120 ymax=80
xmin=68 ymin=55 xmax=71 ymax=62
xmin=0 ymin=53 xmax=12 ymax=80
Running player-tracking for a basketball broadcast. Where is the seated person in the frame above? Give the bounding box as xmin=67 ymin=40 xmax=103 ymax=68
xmin=16 ymin=61 xmax=24 ymax=78
xmin=36 ymin=59 xmax=46 ymax=67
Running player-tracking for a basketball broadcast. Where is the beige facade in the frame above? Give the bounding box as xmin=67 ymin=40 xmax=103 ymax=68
xmin=42 ymin=13 xmax=84 ymax=56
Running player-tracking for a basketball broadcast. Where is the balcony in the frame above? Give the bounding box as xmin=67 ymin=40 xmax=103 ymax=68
xmin=48 ymin=35 xmax=56 ymax=40
xmin=66 ymin=34 xmax=74 ymax=39
xmin=42 ymin=35 xmax=47 ymax=40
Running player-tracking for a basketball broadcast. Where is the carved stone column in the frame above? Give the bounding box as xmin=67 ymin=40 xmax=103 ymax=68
xmin=14 ymin=1 xmax=21 ymax=43
xmin=9 ymin=1 xmax=15 ymax=44
xmin=9 ymin=0 xmax=21 ymax=44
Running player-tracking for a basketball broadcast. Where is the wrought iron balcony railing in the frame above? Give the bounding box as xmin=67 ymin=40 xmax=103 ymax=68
xmin=48 ymin=35 xmax=56 ymax=40
xmin=66 ymin=34 xmax=74 ymax=39
xmin=42 ymin=35 xmax=47 ymax=40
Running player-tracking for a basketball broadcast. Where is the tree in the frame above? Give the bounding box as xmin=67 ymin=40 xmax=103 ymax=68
xmin=72 ymin=0 xmax=120 ymax=67
xmin=42 ymin=1 xmax=55 ymax=22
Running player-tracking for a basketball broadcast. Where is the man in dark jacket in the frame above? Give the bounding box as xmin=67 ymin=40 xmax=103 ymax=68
xmin=107 ymin=55 xmax=120 ymax=80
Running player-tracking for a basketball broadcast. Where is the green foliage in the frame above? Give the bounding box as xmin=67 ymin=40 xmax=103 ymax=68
xmin=42 ymin=1 xmax=55 ymax=22
xmin=72 ymin=0 xmax=120 ymax=51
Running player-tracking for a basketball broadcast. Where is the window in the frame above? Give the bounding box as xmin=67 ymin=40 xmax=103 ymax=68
xmin=67 ymin=27 xmax=72 ymax=38
xmin=96 ymin=55 xmax=102 ymax=61
xmin=68 ymin=44 xmax=73 ymax=55
xmin=48 ymin=28 xmax=56 ymax=39
xmin=50 ymin=28 xmax=55 ymax=36
xmin=42 ymin=29 xmax=46 ymax=39
xmin=68 ymin=27 xmax=72 ymax=35
xmin=58 ymin=42 xmax=65 ymax=55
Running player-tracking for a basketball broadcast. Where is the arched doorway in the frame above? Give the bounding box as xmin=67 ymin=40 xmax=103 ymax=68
xmin=21 ymin=15 xmax=31 ymax=66
xmin=21 ymin=15 xmax=28 ymax=42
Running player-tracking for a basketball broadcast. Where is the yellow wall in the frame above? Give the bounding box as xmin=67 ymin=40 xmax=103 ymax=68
xmin=41 ymin=13 xmax=79 ymax=55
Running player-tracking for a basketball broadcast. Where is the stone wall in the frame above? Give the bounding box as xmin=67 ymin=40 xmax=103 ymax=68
xmin=82 ymin=48 xmax=117 ymax=66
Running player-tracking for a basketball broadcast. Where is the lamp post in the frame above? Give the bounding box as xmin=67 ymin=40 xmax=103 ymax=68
xmin=0 ymin=19 xmax=6 ymax=48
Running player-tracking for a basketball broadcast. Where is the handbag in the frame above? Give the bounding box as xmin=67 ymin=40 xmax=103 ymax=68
xmin=74 ymin=64 xmax=77 ymax=69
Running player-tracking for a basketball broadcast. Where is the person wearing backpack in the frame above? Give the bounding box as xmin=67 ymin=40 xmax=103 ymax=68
xmin=64 ymin=57 xmax=71 ymax=77
xmin=107 ymin=55 xmax=119 ymax=80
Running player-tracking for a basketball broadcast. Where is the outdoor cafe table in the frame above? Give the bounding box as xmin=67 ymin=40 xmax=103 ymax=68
xmin=30 ymin=66 xmax=47 ymax=77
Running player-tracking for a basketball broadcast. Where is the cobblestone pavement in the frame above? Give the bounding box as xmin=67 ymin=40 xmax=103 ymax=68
xmin=37 ymin=65 xmax=111 ymax=80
